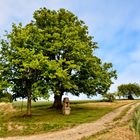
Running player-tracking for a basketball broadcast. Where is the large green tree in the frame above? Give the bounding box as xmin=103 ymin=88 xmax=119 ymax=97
xmin=0 ymin=23 xmax=51 ymax=116
xmin=33 ymin=8 xmax=117 ymax=109
xmin=0 ymin=8 xmax=117 ymax=111
xmin=117 ymin=83 xmax=140 ymax=100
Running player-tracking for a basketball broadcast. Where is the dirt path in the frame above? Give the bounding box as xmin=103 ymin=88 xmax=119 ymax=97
xmin=1 ymin=102 xmax=139 ymax=140
xmin=92 ymin=102 xmax=140 ymax=140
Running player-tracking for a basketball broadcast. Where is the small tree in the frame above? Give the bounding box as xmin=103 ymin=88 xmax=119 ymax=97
xmin=0 ymin=75 xmax=12 ymax=102
xmin=103 ymin=93 xmax=115 ymax=102
xmin=117 ymin=83 xmax=140 ymax=100
xmin=114 ymin=91 xmax=122 ymax=99
xmin=0 ymin=92 xmax=12 ymax=102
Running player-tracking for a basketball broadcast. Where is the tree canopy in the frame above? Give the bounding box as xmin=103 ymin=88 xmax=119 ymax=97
xmin=0 ymin=8 xmax=117 ymax=113
xmin=117 ymin=83 xmax=140 ymax=100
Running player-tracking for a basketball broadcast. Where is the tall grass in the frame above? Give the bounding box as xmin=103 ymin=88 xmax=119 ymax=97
xmin=132 ymin=106 xmax=140 ymax=138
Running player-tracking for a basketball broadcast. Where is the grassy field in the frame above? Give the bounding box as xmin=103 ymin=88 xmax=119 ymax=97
xmin=0 ymin=100 xmax=135 ymax=137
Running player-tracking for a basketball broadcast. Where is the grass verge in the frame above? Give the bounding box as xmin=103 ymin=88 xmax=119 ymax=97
xmin=132 ymin=105 xmax=140 ymax=139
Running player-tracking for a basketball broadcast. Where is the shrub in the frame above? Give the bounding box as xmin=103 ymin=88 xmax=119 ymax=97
xmin=0 ymin=92 xmax=12 ymax=102
xmin=103 ymin=93 xmax=115 ymax=102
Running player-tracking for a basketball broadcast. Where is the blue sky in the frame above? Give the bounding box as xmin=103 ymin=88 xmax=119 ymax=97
xmin=0 ymin=0 xmax=140 ymax=99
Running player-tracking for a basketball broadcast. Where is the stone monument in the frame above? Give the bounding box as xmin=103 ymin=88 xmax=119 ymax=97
xmin=62 ymin=97 xmax=71 ymax=115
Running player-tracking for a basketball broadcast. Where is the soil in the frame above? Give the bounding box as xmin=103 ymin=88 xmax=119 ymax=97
xmin=1 ymin=102 xmax=139 ymax=140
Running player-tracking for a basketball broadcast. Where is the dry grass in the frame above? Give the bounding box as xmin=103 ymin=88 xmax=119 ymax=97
xmin=0 ymin=103 xmax=15 ymax=113
xmin=78 ymin=100 xmax=134 ymax=109
xmin=91 ymin=125 xmax=136 ymax=140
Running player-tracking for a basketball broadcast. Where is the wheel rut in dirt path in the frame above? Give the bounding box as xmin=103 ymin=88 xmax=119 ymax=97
xmin=1 ymin=102 xmax=139 ymax=140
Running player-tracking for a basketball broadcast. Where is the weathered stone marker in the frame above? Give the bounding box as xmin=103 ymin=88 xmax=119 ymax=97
xmin=62 ymin=97 xmax=71 ymax=115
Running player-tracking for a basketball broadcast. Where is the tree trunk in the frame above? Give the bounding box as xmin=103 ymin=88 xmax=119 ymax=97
xmin=26 ymin=88 xmax=32 ymax=116
xmin=128 ymin=94 xmax=134 ymax=100
xmin=52 ymin=94 xmax=63 ymax=110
